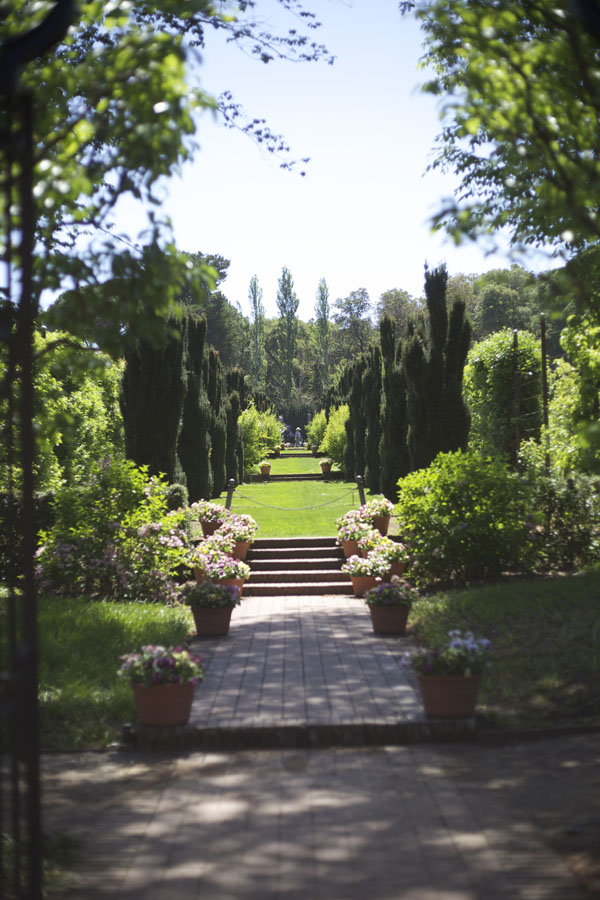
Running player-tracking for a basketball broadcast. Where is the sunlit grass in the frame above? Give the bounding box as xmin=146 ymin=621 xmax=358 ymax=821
xmin=408 ymin=566 xmax=600 ymax=730
xmin=36 ymin=596 xmax=194 ymax=749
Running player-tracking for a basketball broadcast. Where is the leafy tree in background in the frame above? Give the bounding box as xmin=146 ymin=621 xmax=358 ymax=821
xmin=333 ymin=288 xmax=374 ymax=360
xmin=403 ymin=264 xmax=471 ymax=471
xmin=276 ymin=267 xmax=300 ymax=401
xmin=376 ymin=288 xmax=421 ymax=340
xmin=313 ymin=278 xmax=331 ymax=401
xmin=248 ymin=275 xmax=266 ymax=392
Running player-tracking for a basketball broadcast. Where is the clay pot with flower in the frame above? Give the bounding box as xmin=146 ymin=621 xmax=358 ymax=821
xmin=360 ymin=497 xmax=394 ymax=535
xmin=191 ymin=499 xmax=229 ymax=537
xmin=215 ymin=513 xmax=258 ymax=560
xmin=191 ymin=544 xmax=251 ymax=595
xmin=320 ymin=457 xmax=332 ymax=474
xmin=364 ymin=576 xmax=418 ymax=635
xmin=118 ymin=644 xmax=203 ymax=726
xmin=336 ymin=510 xmax=376 ymax=559
xmin=180 ymin=579 xmax=242 ymax=636
xmin=374 ymin=536 xmax=410 ymax=579
xmin=405 ymin=630 xmax=492 ymax=717
xmin=342 ymin=551 xmax=389 ymax=596
xmin=259 ymin=459 xmax=272 ymax=476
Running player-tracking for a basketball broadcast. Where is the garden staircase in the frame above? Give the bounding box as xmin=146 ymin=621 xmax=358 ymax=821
xmin=244 ymin=536 xmax=353 ymax=596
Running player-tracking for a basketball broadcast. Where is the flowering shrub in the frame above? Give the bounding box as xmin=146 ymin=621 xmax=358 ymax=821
xmin=35 ymin=458 xmax=193 ymax=603
xmin=191 ymin=499 xmax=229 ymax=524
xmin=118 ymin=645 xmax=203 ymax=687
xmin=200 ymin=531 xmax=237 ymax=555
xmin=258 ymin=459 xmax=271 ymax=469
xmin=365 ymin=576 xmax=418 ymax=607
xmin=191 ymin=546 xmax=251 ymax=580
xmin=408 ymin=630 xmax=491 ymax=677
xmin=320 ymin=458 xmax=332 ymax=466
xmin=179 ymin=580 xmax=241 ymax=608
xmin=342 ymin=553 xmax=389 ymax=578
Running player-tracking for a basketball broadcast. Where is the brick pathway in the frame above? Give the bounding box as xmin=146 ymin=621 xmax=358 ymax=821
xmin=43 ymin=744 xmax=588 ymax=899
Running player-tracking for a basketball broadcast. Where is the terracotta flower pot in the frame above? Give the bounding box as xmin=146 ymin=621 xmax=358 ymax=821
xmin=349 ymin=574 xmax=379 ymax=597
xmin=232 ymin=540 xmax=251 ymax=560
xmin=320 ymin=462 xmax=332 ymax=474
xmin=342 ymin=539 xmax=359 ymax=559
xmin=201 ymin=519 xmax=221 ymax=537
xmin=417 ymin=674 xmax=482 ymax=718
xmin=132 ymin=683 xmax=195 ymax=727
xmin=372 ymin=515 xmax=390 ymax=536
xmin=215 ymin=576 xmax=245 ymax=597
xmin=260 ymin=465 xmax=271 ymax=476
xmin=382 ymin=560 xmax=407 ymax=581
xmin=191 ymin=606 xmax=234 ymax=637
xmin=368 ymin=604 xmax=410 ymax=635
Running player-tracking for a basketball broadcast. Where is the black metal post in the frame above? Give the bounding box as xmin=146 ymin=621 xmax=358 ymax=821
xmin=355 ymin=475 xmax=366 ymax=506
xmin=225 ymin=478 xmax=236 ymax=509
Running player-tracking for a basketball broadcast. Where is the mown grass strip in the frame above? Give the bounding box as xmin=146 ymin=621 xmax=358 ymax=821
xmin=409 ymin=566 xmax=600 ymax=730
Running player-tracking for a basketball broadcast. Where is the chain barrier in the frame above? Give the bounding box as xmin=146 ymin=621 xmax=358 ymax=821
xmin=231 ymin=486 xmax=358 ymax=512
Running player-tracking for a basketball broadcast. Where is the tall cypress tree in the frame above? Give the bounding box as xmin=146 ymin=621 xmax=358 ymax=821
xmin=178 ymin=312 xmax=213 ymax=502
xmin=379 ymin=315 xmax=409 ymax=502
xmin=344 ymin=356 xmax=367 ymax=479
xmin=225 ymin=390 xmax=241 ymax=485
xmin=363 ymin=344 xmax=382 ymax=493
xmin=206 ymin=347 xmax=227 ymax=496
xmin=403 ymin=264 xmax=471 ymax=471
xmin=120 ymin=317 xmax=186 ymax=481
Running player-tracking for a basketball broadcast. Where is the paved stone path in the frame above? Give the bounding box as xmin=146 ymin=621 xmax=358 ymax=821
xmin=43 ymin=744 xmax=588 ymax=899
xmin=41 ymin=593 xmax=594 ymax=899
xmin=188 ymin=593 xmax=425 ymax=737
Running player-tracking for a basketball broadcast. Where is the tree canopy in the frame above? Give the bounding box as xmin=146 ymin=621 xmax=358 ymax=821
xmin=410 ymin=0 xmax=600 ymax=257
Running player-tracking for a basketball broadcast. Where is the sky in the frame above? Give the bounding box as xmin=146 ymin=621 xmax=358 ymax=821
xmin=118 ymin=0 xmax=556 ymax=322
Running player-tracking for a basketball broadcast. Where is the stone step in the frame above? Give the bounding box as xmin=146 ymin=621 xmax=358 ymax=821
xmin=252 ymin=537 xmax=337 ymax=549
xmin=243 ymin=580 xmax=353 ymax=597
xmin=249 ymin=558 xmax=345 ymax=573
xmin=248 ymin=546 xmax=343 ymax=561
xmin=247 ymin=569 xmax=349 ymax=584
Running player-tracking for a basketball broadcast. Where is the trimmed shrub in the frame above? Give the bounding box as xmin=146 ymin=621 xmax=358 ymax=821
xmin=307 ymin=409 xmax=327 ymax=449
xmin=321 ymin=404 xmax=350 ymax=471
xmin=395 ymin=450 xmax=536 ymax=584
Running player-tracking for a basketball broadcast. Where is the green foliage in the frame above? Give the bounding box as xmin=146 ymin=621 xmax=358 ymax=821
xmin=1 ymin=331 xmax=124 ymax=493
xmin=404 ymin=265 xmax=471 ymax=471
xmin=307 ymin=409 xmax=327 ymax=449
xmin=248 ymin=274 xmax=266 ymax=392
xmin=528 ymin=473 xmax=600 ymax=570
xmin=464 ymin=329 xmax=542 ymax=465
xmin=276 ymin=267 xmax=300 ymax=401
xmin=321 ymin=404 xmax=350 ymax=470
xmin=239 ymin=405 xmax=282 ymax=471
xmin=415 ymin=0 xmax=600 ymax=254
xmin=395 ymin=450 xmax=535 ymax=583
xmin=560 ymin=313 xmax=600 ymax=470
xmin=178 ymin=313 xmax=212 ymax=502
xmin=313 ymin=278 xmax=331 ymax=399
xmin=225 ymin=390 xmax=242 ymax=483
xmin=164 ymin=483 xmax=189 ymax=511
xmin=36 ymin=459 xmax=192 ymax=603
xmin=120 ymin=318 xmax=187 ymax=482
xmin=379 ymin=315 xmax=409 ymax=502
xmin=363 ymin=344 xmax=382 ymax=493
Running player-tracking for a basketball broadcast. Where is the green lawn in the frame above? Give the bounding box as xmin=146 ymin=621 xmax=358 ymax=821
xmin=260 ymin=455 xmax=333 ymax=475
xmin=227 ymin=479 xmax=363 ymax=536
